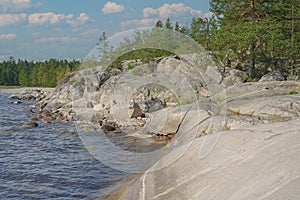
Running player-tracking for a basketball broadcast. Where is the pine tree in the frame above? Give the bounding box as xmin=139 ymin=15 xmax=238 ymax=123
xmin=210 ymin=0 xmax=300 ymax=78
xmin=165 ymin=17 xmax=173 ymax=30
xmin=174 ymin=22 xmax=180 ymax=32
xmin=155 ymin=20 xmax=163 ymax=28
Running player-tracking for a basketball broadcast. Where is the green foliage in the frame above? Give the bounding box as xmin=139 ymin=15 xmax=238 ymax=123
xmin=155 ymin=20 xmax=163 ymax=28
xmin=210 ymin=0 xmax=300 ymax=78
xmin=287 ymin=89 xmax=298 ymax=95
xmin=165 ymin=17 xmax=173 ymax=30
xmin=0 ymin=57 xmax=80 ymax=87
xmin=245 ymin=75 xmax=256 ymax=82
xmin=127 ymin=63 xmax=135 ymax=69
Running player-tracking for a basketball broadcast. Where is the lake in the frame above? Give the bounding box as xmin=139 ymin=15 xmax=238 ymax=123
xmin=0 ymin=93 xmax=128 ymax=199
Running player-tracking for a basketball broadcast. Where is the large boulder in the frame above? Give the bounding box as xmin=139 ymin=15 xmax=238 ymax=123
xmin=259 ymin=71 xmax=285 ymax=82
xmin=222 ymin=67 xmax=247 ymax=87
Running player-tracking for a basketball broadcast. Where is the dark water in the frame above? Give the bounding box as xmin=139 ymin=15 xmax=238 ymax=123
xmin=0 ymin=93 xmax=127 ymax=199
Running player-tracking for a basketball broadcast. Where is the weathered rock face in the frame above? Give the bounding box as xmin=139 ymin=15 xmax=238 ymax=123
xmin=206 ymin=66 xmax=247 ymax=87
xmin=259 ymin=71 xmax=285 ymax=82
xmin=40 ymin=54 xmax=300 ymax=140
xmin=114 ymin=118 xmax=300 ymax=200
xmin=221 ymin=81 xmax=300 ymax=130
xmin=41 ymin=55 xmax=217 ymax=126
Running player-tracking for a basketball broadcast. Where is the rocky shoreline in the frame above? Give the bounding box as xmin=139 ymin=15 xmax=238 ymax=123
xmin=0 ymin=87 xmax=54 ymax=95
xmin=35 ymin=55 xmax=300 ymax=143
xmin=2 ymin=54 xmax=300 ymax=199
xmin=0 ymin=87 xmax=69 ymax=127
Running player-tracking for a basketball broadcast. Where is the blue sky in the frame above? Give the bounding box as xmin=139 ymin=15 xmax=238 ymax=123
xmin=0 ymin=0 xmax=211 ymax=61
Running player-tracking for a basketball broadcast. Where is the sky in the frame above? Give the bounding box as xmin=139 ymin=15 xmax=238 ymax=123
xmin=0 ymin=0 xmax=211 ymax=61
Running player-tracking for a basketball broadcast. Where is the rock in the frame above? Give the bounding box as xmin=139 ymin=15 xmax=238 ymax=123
xmin=144 ymin=98 xmax=166 ymax=113
xmin=222 ymin=67 xmax=247 ymax=87
xmin=8 ymin=89 xmax=48 ymax=101
xmin=143 ymin=102 xmax=211 ymax=137
xmin=29 ymin=117 xmax=38 ymax=122
xmin=259 ymin=71 xmax=285 ymax=82
xmin=205 ymin=66 xmax=223 ymax=84
xmin=56 ymin=116 xmax=66 ymax=121
xmin=12 ymin=101 xmax=22 ymax=104
xmin=225 ymin=84 xmax=300 ymax=120
xmin=130 ymin=102 xmax=144 ymax=118
xmin=109 ymin=68 xmax=122 ymax=76
xmin=0 ymin=130 xmax=14 ymax=134
xmin=9 ymin=95 xmax=18 ymax=99
xmin=38 ymin=109 xmax=50 ymax=115
xmin=287 ymin=75 xmax=300 ymax=81
xmin=87 ymin=102 xmax=94 ymax=108
xmin=117 ymin=118 xmax=300 ymax=200
xmin=41 ymin=116 xmax=55 ymax=123
xmin=93 ymin=104 xmax=104 ymax=111
xmin=106 ymin=132 xmax=117 ymax=137
xmin=101 ymin=124 xmax=116 ymax=132
xmin=22 ymin=122 xmax=38 ymax=128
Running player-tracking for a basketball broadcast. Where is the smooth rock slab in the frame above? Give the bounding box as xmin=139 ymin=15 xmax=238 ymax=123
xmin=119 ymin=118 xmax=300 ymax=200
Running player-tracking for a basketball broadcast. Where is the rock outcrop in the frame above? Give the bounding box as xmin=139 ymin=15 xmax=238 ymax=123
xmin=109 ymin=118 xmax=300 ymax=200
xmin=39 ymin=55 xmax=300 ymax=141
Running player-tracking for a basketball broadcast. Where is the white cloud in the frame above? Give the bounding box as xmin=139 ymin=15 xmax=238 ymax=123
xmin=0 ymin=0 xmax=32 ymax=12
xmin=143 ymin=7 xmax=158 ymax=18
xmin=28 ymin=12 xmax=71 ymax=25
xmin=0 ymin=13 xmax=27 ymax=26
xmin=0 ymin=33 xmax=16 ymax=40
xmin=102 ymin=1 xmax=125 ymax=14
xmin=37 ymin=36 xmax=78 ymax=43
xmin=28 ymin=12 xmax=92 ymax=27
xmin=121 ymin=18 xmax=158 ymax=28
xmin=143 ymin=3 xmax=203 ymax=19
xmin=67 ymin=13 xmax=92 ymax=27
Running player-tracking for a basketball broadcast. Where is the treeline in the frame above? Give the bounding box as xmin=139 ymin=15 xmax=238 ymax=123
xmin=96 ymin=1 xmax=299 ymax=80
xmin=153 ymin=1 xmax=300 ymax=79
xmin=0 ymin=57 xmax=80 ymax=87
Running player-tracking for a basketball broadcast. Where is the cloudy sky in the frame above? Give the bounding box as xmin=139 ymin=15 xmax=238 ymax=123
xmin=0 ymin=0 xmax=211 ymax=61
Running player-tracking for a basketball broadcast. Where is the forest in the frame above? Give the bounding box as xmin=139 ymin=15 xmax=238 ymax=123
xmin=1 ymin=0 xmax=299 ymax=87
xmin=0 ymin=57 xmax=80 ymax=87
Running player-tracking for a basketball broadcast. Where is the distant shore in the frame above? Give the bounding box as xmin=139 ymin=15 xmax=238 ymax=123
xmin=0 ymin=87 xmax=55 ymax=95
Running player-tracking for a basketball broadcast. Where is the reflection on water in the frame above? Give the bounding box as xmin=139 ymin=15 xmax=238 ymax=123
xmin=0 ymin=94 xmax=127 ymax=199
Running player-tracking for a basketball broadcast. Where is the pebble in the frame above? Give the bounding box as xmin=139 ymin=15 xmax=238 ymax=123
xmin=101 ymin=124 xmax=116 ymax=132
xmin=22 ymin=122 xmax=38 ymax=128
xmin=29 ymin=117 xmax=39 ymax=122
xmin=39 ymin=109 xmax=50 ymax=115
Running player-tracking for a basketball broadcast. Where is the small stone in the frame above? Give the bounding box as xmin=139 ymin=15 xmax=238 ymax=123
xmin=29 ymin=117 xmax=38 ymax=122
xmin=101 ymin=124 xmax=116 ymax=132
xmin=39 ymin=109 xmax=50 ymax=115
xmin=106 ymin=132 xmax=117 ymax=137
xmin=41 ymin=116 xmax=54 ymax=123
xmin=22 ymin=122 xmax=38 ymax=128
xmin=87 ymin=102 xmax=94 ymax=108
xmin=130 ymin=102 xmax=144 ymax=118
